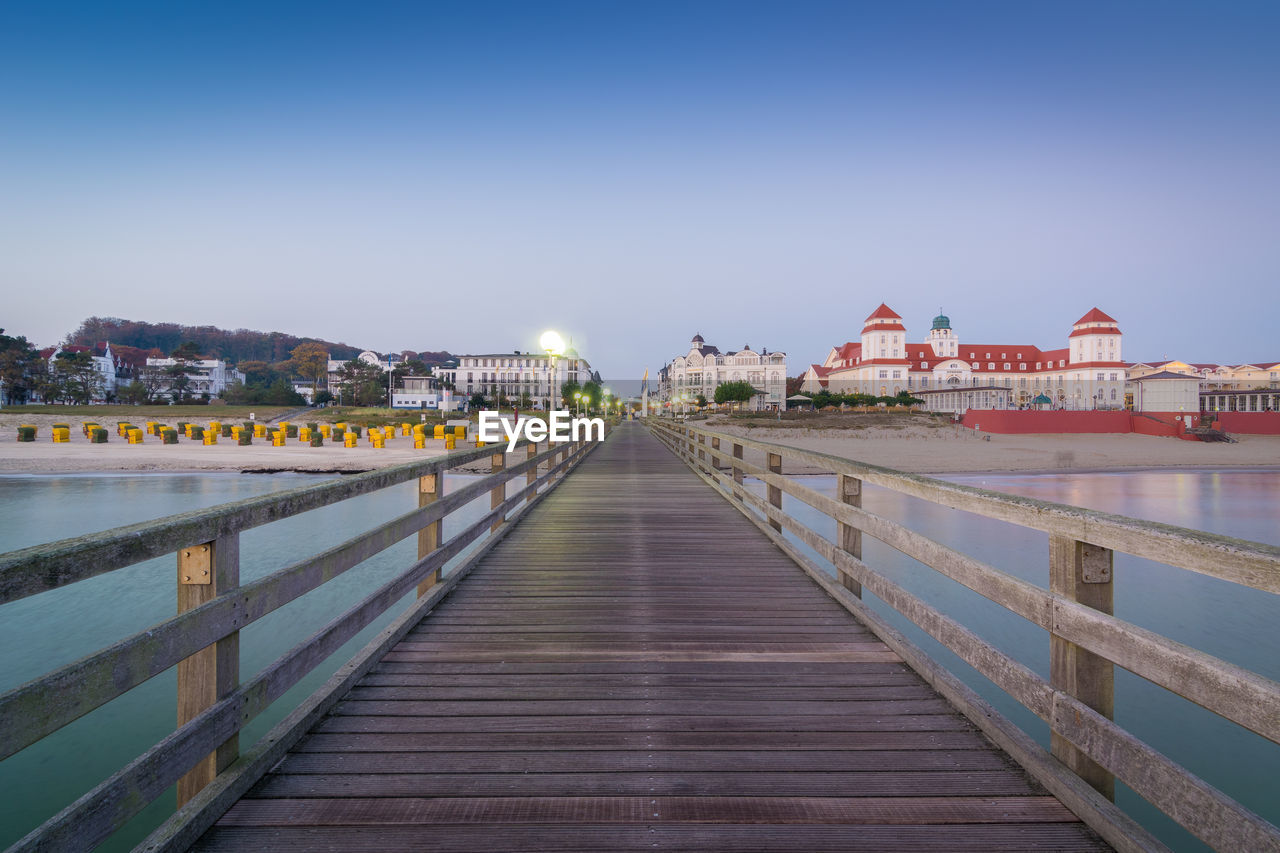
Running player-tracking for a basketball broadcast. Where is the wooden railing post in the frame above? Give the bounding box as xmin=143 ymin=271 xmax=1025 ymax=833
xmin=176 ymin=532 xmax=239 ymax=807
xmin=526 ymin=441 xmax=538 ymax=503
xmin=837 ymin=474 xmax=863 ymax=597
xmin=416 ymin=473 xmax=441 ymax=595
xmin=1050 ymin=535 xmax=1115 ymax=799
xmin=732 ymin=442 xmax=744 ymax=501
xmin=767 ymin=452 xmax=783 ymax=531
xmin=697 ymin=434 xmax=706 ymax=471
xmin=491 ymin=451 xmax=506 ymax=532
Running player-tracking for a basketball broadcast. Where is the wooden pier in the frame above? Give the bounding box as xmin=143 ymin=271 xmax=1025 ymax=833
xmin=192 ymin=424 xmax=1104 ymax=850
xmin=3 ymin=420 xmax=1278 ymax=852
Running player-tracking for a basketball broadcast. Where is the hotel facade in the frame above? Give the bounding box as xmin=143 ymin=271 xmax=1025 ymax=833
xmin=660 ymin=335 xmax=787 ymax=411
xmin=802 ymin=305 xmax=1128 ymax=411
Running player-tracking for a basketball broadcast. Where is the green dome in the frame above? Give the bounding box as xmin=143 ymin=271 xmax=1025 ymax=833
xmin=931 ymin=313 xmax=951 ymax=330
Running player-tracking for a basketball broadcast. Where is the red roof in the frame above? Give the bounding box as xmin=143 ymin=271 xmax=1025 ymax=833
xmin=807 ymin=364 xmax=833 ymax=377
xmin=865 ymin=303 xmax=902 ymax=322
xmin=1068 ymin=327 xmax=1122 ymax=338
xmin=1073 ymin=307 xmax=1118 ymax=325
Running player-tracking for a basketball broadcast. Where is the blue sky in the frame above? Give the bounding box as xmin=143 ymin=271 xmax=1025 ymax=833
xmin=2 ymin=1 xmax=1278 ymax=377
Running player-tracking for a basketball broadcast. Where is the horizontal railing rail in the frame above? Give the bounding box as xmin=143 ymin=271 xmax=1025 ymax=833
xmin=0 ymin=428 xmax=606 ymax=853
xmin=650 ymin=419 xmax=1280 ymax=853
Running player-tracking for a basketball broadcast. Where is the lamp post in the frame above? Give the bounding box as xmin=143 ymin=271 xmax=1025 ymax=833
xmin=387 ymin=351 xmax=394 ymax=411
xmin=539 ymin=331 xmax=565 ymax=413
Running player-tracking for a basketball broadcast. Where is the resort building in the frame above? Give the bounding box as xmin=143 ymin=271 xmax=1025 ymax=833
xmin=144 ymin=356 xmax=245 ymax=400
xmin=802 ymin=305 xmax=1127 ymax=410
xmin=1128 ymin=360 xmax=1280 ymax=392
xmin=390 ymin=375 xmax=449 ymax=410
xmin=435 ymin=349 xmax=594 ymax=408
xmin=660 ymin=334 xmax=788 ymax=411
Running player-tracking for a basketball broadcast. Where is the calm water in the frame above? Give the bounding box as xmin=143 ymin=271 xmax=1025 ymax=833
xmin=753 ymin=468 xmax=1280 ymax=853
xmin=0 ymin=471 xmax=492 ymax=851
xmin=1 ymin=469 xmax=1276 ymax=851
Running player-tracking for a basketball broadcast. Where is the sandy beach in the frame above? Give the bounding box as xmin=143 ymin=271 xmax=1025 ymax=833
xmin=703 ymin=419 xmax=1280 ymax=476
xmin=4 ymin=412 xmax=1279 ymax=476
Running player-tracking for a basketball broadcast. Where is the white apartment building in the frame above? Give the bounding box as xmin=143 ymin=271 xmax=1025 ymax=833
xmin=144 ymin=357 xmax=245 ymax=400
xmin=436 ymin=349 xmax=594 ymax=408
xmin=662 ymin=334 xmax=787 ymax=411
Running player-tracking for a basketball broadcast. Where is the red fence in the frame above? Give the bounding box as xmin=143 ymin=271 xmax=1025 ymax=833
xmin=1214 ymin=412 xmax=1280 ymax=435
xmin=960 ymin=410 xmax=1194 ymax=439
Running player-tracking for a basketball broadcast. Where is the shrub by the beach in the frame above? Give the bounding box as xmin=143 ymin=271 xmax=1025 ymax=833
xmin=285 ymin=424 xmax=298 ymax=437
xmin=310 ymin=432 xmax=324 ymax=447
xmin=91 ymin=428 xmax=109 ymax=443
xmin=17 ymin=426 xmax=36 ymax=442
xmin=238 ymin=432 xmax=252 ymax=446
xmin=161 ymin=428 xmax=178 ymax=445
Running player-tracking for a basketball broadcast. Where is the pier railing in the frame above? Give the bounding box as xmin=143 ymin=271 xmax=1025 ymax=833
xmin=0 ymin=431 xmax=603 ymax=852
xmin=650 ymin=419 xmax=1280 ymax=853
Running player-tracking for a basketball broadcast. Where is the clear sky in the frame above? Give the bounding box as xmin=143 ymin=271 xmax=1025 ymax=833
xmin=2 ymin=0 xmax=1277 ymax=377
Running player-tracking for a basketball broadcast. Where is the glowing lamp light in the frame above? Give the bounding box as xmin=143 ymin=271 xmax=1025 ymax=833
xmin=539 ymin=331 xmax=565 ymax=356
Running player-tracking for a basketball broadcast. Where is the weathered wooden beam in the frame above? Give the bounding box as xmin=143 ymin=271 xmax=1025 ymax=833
xmin=1050 ymin=535 xmax=1115 ymax=799
xmin=490 ymin=451 xmax=506 ymax=533
xmin=176 ymin=534 xmax=239 ymax=807
xmin=766 ymin=452 xmax=783 ymax=532
xmin=837 ymin=473 xmax=863 ymax=598
xmin=416 ymin=473 xmax=441 ymax=595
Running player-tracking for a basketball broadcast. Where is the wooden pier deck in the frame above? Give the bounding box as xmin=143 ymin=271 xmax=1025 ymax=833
xmin=193 ymin=423 xmax=1108 ymax=851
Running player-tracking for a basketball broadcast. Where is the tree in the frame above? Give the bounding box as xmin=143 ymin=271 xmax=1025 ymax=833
xmin=117 ymin=380 xmax=150 ymax=405
xmin=560 ymin=380 xmax=581 ymax=408
xmin=164 ymin=341 xmax=204 ymax=403
xmin=469 ymin=391 xmax=488 ymax=409
xmin=51 ymin=351 xmax=104 ymax=404
xmin=714 ymin=380 xmax=757 ymax=405
xmin=695 ymin=393 xmax=708 ymax=408
xmin=335 ymin=358 xmax=387 ymax=406
xmin=0 ymin=329 xmax=38 ymax=405
xmin=289 ymin=342 xmax=329 ymax=395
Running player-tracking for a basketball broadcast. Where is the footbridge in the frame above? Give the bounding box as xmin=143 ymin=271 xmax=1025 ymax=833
xmin=1 ymin=421 xmax=1278 ymax=851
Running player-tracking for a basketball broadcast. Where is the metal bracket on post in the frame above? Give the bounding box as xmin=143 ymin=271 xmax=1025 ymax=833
xmin=179 ymin=544 xmax=212 ymax=585
xmin=1081 ymin=543 xmax=1113 ymax=583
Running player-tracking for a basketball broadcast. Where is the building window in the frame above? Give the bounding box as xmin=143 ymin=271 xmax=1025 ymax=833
xmin=988 ymin=363 xmax=995 ymax=370
xmin=1003 ymin=363 xmax=1010 ymax=370
xmin=879 ymin=370 xmax=888 ymax=379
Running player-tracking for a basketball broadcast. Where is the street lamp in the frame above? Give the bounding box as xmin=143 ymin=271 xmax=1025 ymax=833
xmin=540 ymin=330 xmax=565 ymax=412
xmin=574 ymin=390 xmax=582 ymax=415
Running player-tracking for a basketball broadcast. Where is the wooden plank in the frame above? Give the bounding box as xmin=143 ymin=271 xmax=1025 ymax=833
xmin=217 ymin=794 xmax=1078 ymax=825
xmin=193 ymin=823 xmax=1109 ymax=852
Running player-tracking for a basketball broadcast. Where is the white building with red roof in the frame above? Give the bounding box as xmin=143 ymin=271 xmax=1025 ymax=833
xmin=802 ymin=305 xmax=1128 ymax=410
